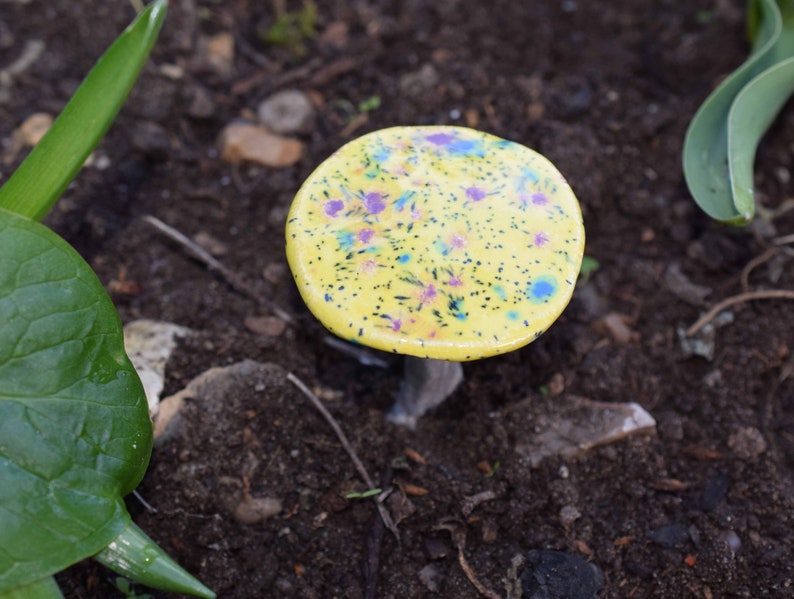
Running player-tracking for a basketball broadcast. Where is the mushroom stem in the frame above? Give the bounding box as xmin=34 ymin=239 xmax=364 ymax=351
xmin=388 ymin=357 xmax=464 ymax=429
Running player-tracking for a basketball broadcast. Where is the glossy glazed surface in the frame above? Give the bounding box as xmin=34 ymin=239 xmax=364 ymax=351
xmin=286 ymin=126 xmax=584 ymax=360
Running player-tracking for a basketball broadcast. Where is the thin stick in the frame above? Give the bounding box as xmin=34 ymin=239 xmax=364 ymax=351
xmin=363 ymin=467 xmax=391 ymax=599
xmin=436 ymin=520 xmax=500 ymax=599
xmin=456 ymin=545 xmax=502 ymax=599
xmin=687 ymin=289 xmax=794 ymax=336
xmin=143 ymin=215 xmax=293 ymax=323
xmin=740 ymin=247 xmax=781 ymax=293
xmin=287 ymin=372 xmax=400 ymax=542
xmin=773 ymin=233 xmax=794 ymax=246
xmin=132 ymin=490 xmax=158 ymax=513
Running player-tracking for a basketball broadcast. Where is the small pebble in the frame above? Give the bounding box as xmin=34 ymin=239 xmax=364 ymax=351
xmin=218 ymin=123 xmax=303 ymax=167
xmin=198 ymin=32 xmax=235 ymax=78
xmin=559 ymin=505 xmax=582 ymax=530
xmin=257 ymin=89 xmax=315 ymax=134
xmin=234 ymin=495 xmax=282 ymax=524
xmin=418 ymin=563 xmax=444 ymax=593
xmin=600 ymin=312 xmax=637 ymax=343
xmin=717 ymin=530 xmax=742 ymax=556
xmin=728 ymin=427 xmax=767 ymax=461
xmin=647 ymin=524 xmax=690 ymax=549
xmin=700 ymin=473 xmax=730 ymax=512
xmin=17 ymin=112 xmax=52 ymax=146
xmin=158 ymin=63 xmax=184 ymax=80
xmin=263 ymin=262 xmax=288 ymax=285
xmin=481 ymin=518 xmax=498 ymax=543
xmin=244 ymin=315 xmax=286 ymax=337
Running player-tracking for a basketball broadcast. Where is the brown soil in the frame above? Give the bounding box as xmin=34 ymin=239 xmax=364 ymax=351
xmin=3 ymin=1 xmax=793 ymax=597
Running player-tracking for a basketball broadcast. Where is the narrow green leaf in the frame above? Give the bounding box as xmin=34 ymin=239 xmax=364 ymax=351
xmin=0 ymin=208 xmax=151 ymax=590
xmin=0 ymin=0 xmax=167 ymax=222
xmin=94 ymin=522 xmax=215 ymax=599
xmin=0 ymin=577 xmax=63 ymax=599
xmin=682 ymin=0 xmax=794 ymax=224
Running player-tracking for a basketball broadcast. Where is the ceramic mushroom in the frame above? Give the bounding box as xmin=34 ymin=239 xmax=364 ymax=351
xmin=286 ymin=126 xmax=585 ymax=427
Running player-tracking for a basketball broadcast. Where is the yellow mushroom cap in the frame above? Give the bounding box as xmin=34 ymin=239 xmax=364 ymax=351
xmin=286 ymin=126 xmax=585 ymax=361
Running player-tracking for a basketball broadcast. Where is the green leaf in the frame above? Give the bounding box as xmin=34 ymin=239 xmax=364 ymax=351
xmin=95 ymin=522 xmax=215 ymax=599
xmin=682 ymin=0 xmax=794 ymax=224
xmin=0 ymin=0 xmax=167 ymax=222
xmin=0 ymin=208 xmax=152 ymax=591
xmin=0 ymin=577 xmax=63 ymax=599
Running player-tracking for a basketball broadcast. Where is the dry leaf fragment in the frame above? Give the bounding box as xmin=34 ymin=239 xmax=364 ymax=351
xmin=402 ymin=483 xmax=429 ymax=496
xmin=612 ymin=535 xmax=636 ymax=547
xmin=681 ymin=445 xmax=723 ymax=460
xmin=651 ymin=478 xmax=690 ymax=492
xmin=405 ymin=447 xmax=428 ymax=464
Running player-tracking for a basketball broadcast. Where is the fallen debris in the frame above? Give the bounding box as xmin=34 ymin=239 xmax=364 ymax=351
xmin=153 ymin=359 xmax=275 ymax=443
xmin=504 ymin=395 xmax=656 ymax=467
xmin=123 ymin=319 xmax=191 ymax=416
xmin=513 ymin=550 xmax=604 ymax=599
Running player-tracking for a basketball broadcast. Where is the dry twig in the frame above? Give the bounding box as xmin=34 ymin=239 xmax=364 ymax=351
xmin=773 ymin=233 xmax=794 ymax=246
xmin=287 ymin=372 xmax=400 ymax=542
xmin=687 ymin=289 xmax=794 ymax=336
xmin=143 ymin=215 xmax=293 ymax=323
xmin=740 ymin=247 xmax=781 ymax=293
xmin=436 ymin=520 xmax=501 ymax=599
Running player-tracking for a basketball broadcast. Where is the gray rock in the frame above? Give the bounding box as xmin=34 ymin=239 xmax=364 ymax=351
xmin=257 ymin=89 xmax=315 ymax=134
xmin=520 ymin=550 xmax=604 ymax=599
xmin=647 ymin=524 xmax=691 ymax=549
xmin=418 ymin=563 xmax=444 ymax=592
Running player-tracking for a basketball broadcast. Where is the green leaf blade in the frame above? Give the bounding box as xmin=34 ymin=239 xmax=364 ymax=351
xmin=0 ymin=209 xmax=151 ymax=591
xmin=0 ymin=0 xmax=167 ymax=222
xmin=683 ymin=0 xmax=794 ymax=224
xmin=95 ymin=522 xmax=216 ymax=599
xmin=727 ymin=54 xmax=794 ymax=219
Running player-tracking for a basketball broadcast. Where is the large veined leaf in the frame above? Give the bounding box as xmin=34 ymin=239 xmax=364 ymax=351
xmin=0 ymin=207 xmax=152 ymax=591
xmin=683 ymin=0 xmax=794 ymax=224
xmin=0 ymin=2 xmax=214 ymax=596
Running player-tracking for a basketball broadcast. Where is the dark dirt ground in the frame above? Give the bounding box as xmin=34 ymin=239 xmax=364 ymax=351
xmin=3 ymin=0 xmax=794 ymax=597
